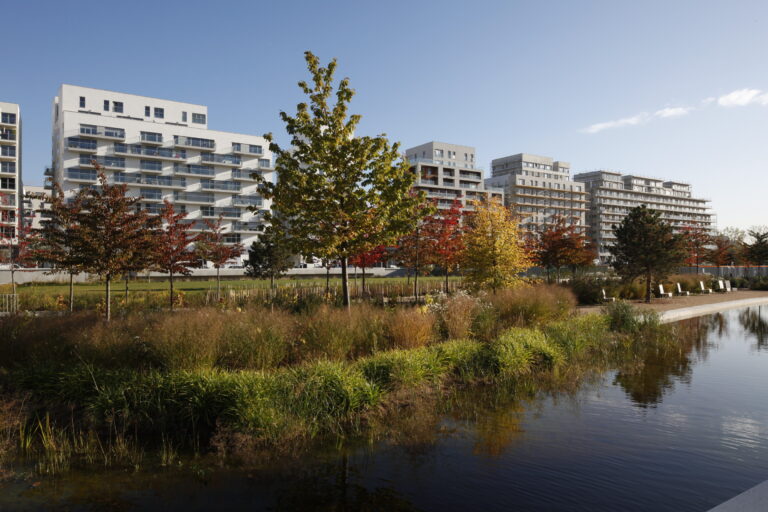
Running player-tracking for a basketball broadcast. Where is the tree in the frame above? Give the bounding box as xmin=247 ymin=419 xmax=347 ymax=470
xmin=260 ymin=51 xmax=429 ymax=307
xmin=423 ymin=199 xmax=464 ymax=293
xmin=197 ymin=216 xmax=243 ymax=300
xmin=71 ymin=171 xmax=160 ymax=320
xmin=245 ymin=227 xmax=292 ymax=289
xmin=460 ymin=199 xmax=531 ymax=292
xmin=680 ymin=223 xmax=711 ymax=273
xmin=153 ymin=200 xmax=199 ymax=311
xmin=745 ymin=227 xmax=768 ymax=266
xmin=608 ymin=205 xmax=686 ymax=303
xmin=532 ymin=215 xmax=596 ymax=282
xmin=31 ymin=185 xmax=84 ymax=311
xmin=707 ymin=233 xmax=735 ymax=274
xmin=350 ymin=244 xmax=386 ymax=296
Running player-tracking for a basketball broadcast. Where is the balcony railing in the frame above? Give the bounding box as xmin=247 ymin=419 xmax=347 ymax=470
xmin=141 ymin=133 xmax=163 ymax=144
xmin=0 ymin=131 xmax=16 ymax=142
xmin=201 ymin=180 xmax=241 ymax=192
xmin=173 ymin=164 xmax=215 ymax=176
xmin=231 ymin=144 xmax=263 ymax=156
xmin=80 ymin=126 xmax=125 ymax=139
xmin=79 ymin=155 xmax=126 ymax=169
xmin=140 ymin=189 xmax=164 ymax=201
xmin=233 ymin=195 xmax=263 ymax=207
xmin=175 ymin=136 xmax=215 ymax=149
xmin=233 ymin=222 xmax=263 ymax=232
xmin=201 ymin=153 xmax=241 ymax=166
xmin=67 ymin=138 xmax=98 ymax=151
xmin=174 ymin=192 xmax=214 ymax=204
xmin=130 ymin=145 xmax=186 ymax=160
xmin=459 ymin=171 xmax=482 ymax=180
xmin=201 ymin=207 xmax=241 ymax=219
xmin=66 ymin=168 xmax=98 ymax=181
xmin=232 ymin=169 xmax=261 ymax=180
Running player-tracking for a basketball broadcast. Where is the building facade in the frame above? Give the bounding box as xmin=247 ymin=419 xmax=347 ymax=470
xmin=22 ymin=185 xmax=49 ymax=232
xmin=50 ymin=85 xmax=273 ymax=260
xmin=574 ymin=170 xmax=714 ymax=263
xmin=484 ymin=153 xmax=587 ymax=233
xmin=0 ymin=101 xmax=21 ymax=243
xmin=405 ymin=141 xmax=503 ymax=212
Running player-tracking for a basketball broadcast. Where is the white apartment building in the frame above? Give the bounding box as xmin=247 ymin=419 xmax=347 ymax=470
xmin=574 ymin=170 xmax=714 ymax=263
xmin=0 ymin=102 xmax=21 ymax=244
xmin=485 ymin=153 xmax=587 ymax=232
xmin=405 ymin=141 xmax=504 ymax=212
xmin=50 ymin=85 xmax=273 ymax=260
xmin=22 ymin=185 xmax=49 ymax=231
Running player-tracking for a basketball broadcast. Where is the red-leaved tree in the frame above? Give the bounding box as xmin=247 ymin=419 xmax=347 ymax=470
xmin=681 ymin=223 xmax=711 ymax=274
xmin=197 ymin=216 xmax=244 ymax=300
xmin=153 ymin=200 xmax=200 ymax=310
xmin=423 ymin=199 xmax=463 ymax=293
xmin=350 ymin=244 xmax=387 ymax=296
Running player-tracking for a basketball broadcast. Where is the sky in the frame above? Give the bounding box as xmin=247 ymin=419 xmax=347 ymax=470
xmin=3 ymin=0 xmax=768 ymax=229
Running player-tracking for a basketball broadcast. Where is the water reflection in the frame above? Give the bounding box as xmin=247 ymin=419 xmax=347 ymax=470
xmin=738 ymin=306 xmax=768 ymax=350
xmin=612 ymin=315 xmax=718 ymax=407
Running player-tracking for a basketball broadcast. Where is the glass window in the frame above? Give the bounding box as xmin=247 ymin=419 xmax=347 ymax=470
xmin=103 ymin=100 xmax=110 ymax=111
xmin=145 ymin=106 xmax=150 ymax=117
xmin=192 ymin=113 xmax=206 ymax=124
xmin=232 ymin=143 xmax=241 ymax=151
xmin=0 ymin=113 xmax=15 ymax=124
xmin=112 ymin=101 xmax=123 ymax=113
xmin=154 ymin=108 xmax=164 ymax=119
xmin=182 ymin=111 xmax=187 ymax=122
xmin=249 ymin=145 xmax=262 ymax=154
xmin=79 ymin=96 xmax=86 ymax=108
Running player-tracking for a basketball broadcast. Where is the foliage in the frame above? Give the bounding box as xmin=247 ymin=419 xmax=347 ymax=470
xmin=532 ymin=215 xmax=594 ymax=281
xmin=422 ymin=199 xmax=464 ymax=291
xmin=245 ymin=227 xmax=293 ymax=288
xmin=152 ymin=200 xmax=199 ymax=310
xmin=680 ymin=223 xmax=711 ymax=270
xmin=260 ymin=51 xmax=430 ymax=306
xmin=745 ymin=227 xmax=768 ymax=265
xmin=608 ymin=205 xmax=686 ymax=303
xmin=460 ymin=199 xmax=531 ymax=291
xmin=198 ymin=216 xmax=244 ymax=299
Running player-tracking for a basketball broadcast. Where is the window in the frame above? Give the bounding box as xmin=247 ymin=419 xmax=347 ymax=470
xmin=434 ymin=149 xmax=444 ymax=158
xmin=112 ymin=101 xmax=123 ymax=113
xmin=79 ymin=96 xmax=86 ymax=108
xmin=259 ymin=159 xmax=271 ymax=168
xmin=1 ymin=146 xmax=15 ymax=157
xmin=103 ymin=100 xmax=110 ymax=111
xmin=154 ymin=107 xmax=164 ymax=119
xmin=0 ymin=177 xmax=15 ymax=190
xmin=182 ymin=111 xmax=187 ymax=122
xmin=232 ymin=143 xmax=241 ymax=152
xmin=192 ymin=113 xmax=206 ymax=124
xmin=1 ymin=113 xmax=16 ymax=124
xmin=145 ymin=106 xmax=150 ymax=117
xmin=249 ymin=144 xmax=262 ymax=154
xmin=1 ymin=162 xmax=15 ymax=173
xmin=140 ymin=160 xmax=163 ymax=171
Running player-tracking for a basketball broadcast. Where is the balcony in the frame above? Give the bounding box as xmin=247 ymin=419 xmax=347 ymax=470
xmin=140 ymin=133 xmax=164 ymax=145
xmin=79 ymin=155 xmax=126 ymax=170
xmin=173 ymin=192 xmax=215 ymax=205
xmin=129 ymin=145 xmax=187 ymax=161
xmin=141 ymin=176 xmax=187 ymax=189
xmin=66 ymin=168 xmax=98 ymax=182
xmin=232 ymin=221 xmax=263 ymax=233
xmin=231 ymin=144 xmax=263 ymax=156
xmin=418 ymin=178 xmax=439 ymax=186
xmin=201 ymin=180 xmax=241 ymax=192
xmin=233 ymin=195 xmax=263 ymax=207
xmin=174 ymin=136 xmax=215 ymax=150
xmin=0 ymin=131 xmax=16 ymax=144
xmin=79 ymin=125 xmax=125 ymax=140
xmin=459 ymin=171 xmax=482 ymax=181
xmin=201 ymin=153 xmax=241 ymax=167
xmin=201 ymin=207 xmax=241 ymax=219
xmin=139 ymin=189 xmax=165 ymax=202
xmin=173 ymin=164 xmax=215 ymax=177
xmin=67 ymin=138 xmax=98 ymax=153
xmin=232 ymin=169 xmax=261 ymax=181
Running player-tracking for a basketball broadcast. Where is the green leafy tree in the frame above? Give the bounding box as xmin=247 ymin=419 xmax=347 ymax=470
xmin=260 ymin=51 xmax=429 ymax=307
xmin=71 ymin=171 xmax=160 ymax=320
xmin=608 ymin=205 xmax=686 ymax=303
xmin=245 ymin=227 xmax=292 ymax=289
xmin=745 ymin=227 xmax=768 ymax=266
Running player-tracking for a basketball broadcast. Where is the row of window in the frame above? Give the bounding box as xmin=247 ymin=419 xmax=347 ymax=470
xmin=77 ymin=96 xmax=206 ymax=124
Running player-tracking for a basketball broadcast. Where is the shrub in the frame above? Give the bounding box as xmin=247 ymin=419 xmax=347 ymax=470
xmin=432 ymin=291 xmax=481 ymax=339
xmin=385 ymin=307 xmax=436 ymax=349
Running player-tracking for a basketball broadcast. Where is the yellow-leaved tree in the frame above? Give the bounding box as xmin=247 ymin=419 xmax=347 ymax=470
xmin=460 ymin=199 xmax=530 ymax=292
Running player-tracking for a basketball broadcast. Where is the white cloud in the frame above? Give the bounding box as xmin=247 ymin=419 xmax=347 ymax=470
xmin=717 ymin=88 xmax=768 ymax=107
xmin=581 ymin=113 xmax=650 ymax=134
xmin=654 ymin=106 xmax=692 ymax=118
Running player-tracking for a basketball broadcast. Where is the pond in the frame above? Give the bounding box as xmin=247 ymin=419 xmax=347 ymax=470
xmin=2 ymin=307 xmax=767 ymax=511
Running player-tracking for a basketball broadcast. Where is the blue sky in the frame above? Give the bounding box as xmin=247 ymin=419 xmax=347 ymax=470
xmin=5 ymin=0 xmax=768 ymax=229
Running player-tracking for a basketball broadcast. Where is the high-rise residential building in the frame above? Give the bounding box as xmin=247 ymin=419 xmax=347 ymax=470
xmin=50 ymin=85 xmax=273 ymax=260
xmin=0 ymin=102 xmax=21 ymax=244
xmin=22 ymin=185 xmax=49 ymax=232
xmin=574 ymin=170 xmax=714 ymax=263
xmin=484 ymin=153 xmax=587 ymax=232
xmin=405 ymin=141 xmax=503 ymax=212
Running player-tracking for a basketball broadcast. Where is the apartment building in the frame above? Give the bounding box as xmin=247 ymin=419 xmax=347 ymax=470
xmin=405 ymin=141 xmax=503 ymax=212
xmin=484 ymin=153 xmax=587 ymax=232
xmin=22 ymin=185 xmax=49 ymax=231
xmin=50 ymin=85 xmax=273 ymax=260
xmin=0 ymin=102 xmax=21 ymax=243
xmin=574 ymin=170 xmax=714 ymax=263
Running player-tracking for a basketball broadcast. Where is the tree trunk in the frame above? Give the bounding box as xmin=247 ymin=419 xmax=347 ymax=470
xmin=105 ymin=274 xmax=112 ymax=321
xmin=325 ymin=264 xmax=330 ymax=296
xmin=216 ymin=266 xmax=221 ymax=301
xmin=69 ymin=272 xmax=74 ymax=313
xmin=169 ymin=271 xmax=174 ymax=311
xmin=10 ymin=268 xmax=15 ymax=296
xmin=444 ymin=265 xmax=449 ymax=294
xmin=361 ymin=265 xmax=366 ymax=298
xmin=270 ymin=273 xmax=275 ymax=312
xmin=645 ymin=273 xmax=652 ymax=304
xmin=124 ymin=275 xmax=129 ymax=303
xmin=414 ymin=267 xmax=419 ymax=304
xmin=341 ymin=257 xmax=350 ymax=308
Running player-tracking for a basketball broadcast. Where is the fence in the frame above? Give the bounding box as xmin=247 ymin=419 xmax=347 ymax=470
xmin=678 ymin=266 xmax=768 ymax=278
xmin=0 ymin=294 xmax=18 ymax=314
xmin=204 ymin=279 xmax=464 ymax=306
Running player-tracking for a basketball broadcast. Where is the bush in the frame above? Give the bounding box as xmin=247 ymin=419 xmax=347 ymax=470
xmin=431 ymin=291 xmax=481 ymax=339
xmin=602 ymin=300 xmax=662 ymax=334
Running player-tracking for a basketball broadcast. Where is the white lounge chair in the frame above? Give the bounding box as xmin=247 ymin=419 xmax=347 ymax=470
xmin=715 ymin=280 xmax=727 ymax=293
xmin=658 ymin=284 xmax=673 ymax=299
xmin=700 ymin=281 xmax=713 ymax=294
xmin=725 ymin=280 xmax=732 ymax=292
xmin=676 ymin=283 xmax=690 ymax=296
xmin=601 ymin=288 xmax=616 ymax=302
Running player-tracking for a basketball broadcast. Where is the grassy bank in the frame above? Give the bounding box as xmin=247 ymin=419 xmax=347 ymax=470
xmin=0 ymin=288 xmax=673 ymax=475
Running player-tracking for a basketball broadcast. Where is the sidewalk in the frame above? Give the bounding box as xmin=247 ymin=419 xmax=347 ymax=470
xmin=578 ymin=290 xmax=768 ymax=316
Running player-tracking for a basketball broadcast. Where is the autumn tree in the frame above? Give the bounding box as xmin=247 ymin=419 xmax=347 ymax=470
xmin=680 ymin=223 xmax=711 ymax=274
xmin=72 ymin=172 xmax=160 ymax=320
xmin=460 ymin=199 xmax=530 ymax=292
xmin=609 ymin=205 xmax=686 ymax=303
xmin=153 ymin=200 xmax=199 ymax=310
xmin=260 ymin=51 xmax=428 ymax=307
xmin=745 ymin=227 xmax=768 ymax=266
xmin=197 ymin=216 xmax=243 ymax=300
xmin=245 ymin=227 xmax=293 ymax=289
xmin=423 ymin=199 xmax=464 ymax=293
xmin=534 ymin=216 xmax=596 ymax=281
xmin=350 ymin=244 xmax=386 ymax=296
xmin=31 ymin=185 xmax=84 ymax=311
